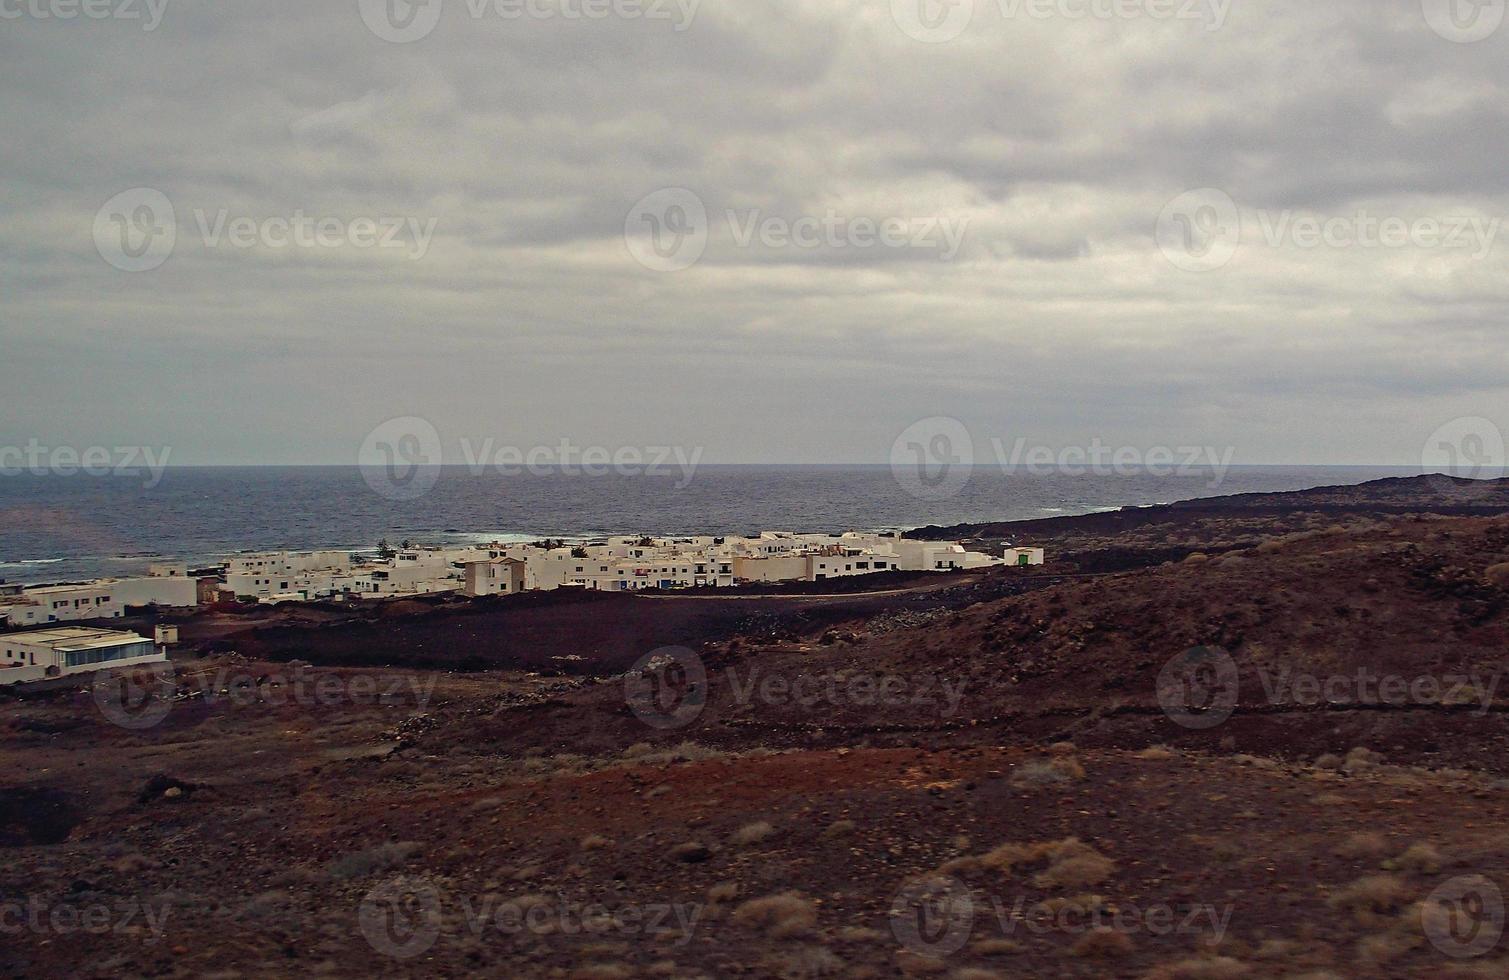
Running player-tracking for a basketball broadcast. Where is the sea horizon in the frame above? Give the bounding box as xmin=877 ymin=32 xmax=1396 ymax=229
xmin=0 ymin=464 xmax=1469 ymax=584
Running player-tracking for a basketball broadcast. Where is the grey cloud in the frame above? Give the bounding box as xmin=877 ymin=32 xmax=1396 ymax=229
xmin=1 ymin=0 xmax=1508 ymax=465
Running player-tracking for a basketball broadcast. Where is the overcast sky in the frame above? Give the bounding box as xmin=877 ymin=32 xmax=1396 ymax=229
xmin=2 ymin=0 xmax=1506 ymax=466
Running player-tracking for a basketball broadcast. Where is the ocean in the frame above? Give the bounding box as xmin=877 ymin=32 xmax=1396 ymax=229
xmin=0 ymin=464 xmax=1425 ymax=584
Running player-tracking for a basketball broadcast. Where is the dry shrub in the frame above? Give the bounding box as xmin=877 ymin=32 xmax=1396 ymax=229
xmin=972 ymin=938 xmax=1025 ymax=956
xmin=707 ymin=881 xmax=740 ymax=904
xmin=951 ymin=970 xmax=1006 ymax=980
xmin=1136 ymin=745 xmax=1177 ymax=761
xmin=821 ymin=819 xmax=856 ymax=839
xmin=1433 ymin=963 xmax=1509 ymax=980
xmin=1036 ymin=855 xmax=1115 ymax=889
xmin=835 ymin=926 xmax=884 ymax=942
xmin=1356 ymin=932 xmax=1419 ymax=966
xmin=733 ymin=821 xmax=776 ymax=846
xmin=580 ymin=834 xmax=612 ymax=851
xmin=979 ymin=838 xmax=1114 ymax=890
xmin=627 ymin=741 xmax=727 ymax=766
xmin=1043 ymin=894 xmax=1106 ymax=915
xmin=1391 ymin=842 xmax=1443 ymax=875
xmin=1151 ymin=957 xmax=1250 ymax=979
xmin=731 ymin=892 xmax=817 ymax=938
xmin=1250 ymin=938 xmax=1300 ymax=959
xmin=1048 ymin=742 xmax=1078 ymax=756
xmin=327 ymin=841 xmax=421 ymax=880
xmin=758 ymin=946 xmax=843 ymax=978
xmin=937 ymin=855 xmax=981 ymax=875
xmin=1328 ymin=875 xmax=1412 ymax=916
xmin=1010 ymin=756 xmax=1085 ymax=789
xmin=895 ymin=951 xmax=949 ymax=975
xmin=1333 ymin=832 xmax=1389 ymax=860
xmin=570 ymin=965 xmax=632 ymax=980
xmin=1313 ymin=754 xmax=1343 ymax=770
xmin=1067 ymin=927 xmax=1133 ymax=958
xmin=1484 ymin=562 xmax=1509 ymax=587
xmin=1343 ymin=747 xmax=1384 ymax=773
xmin=668 ymin=841 xmax=712 ymax=864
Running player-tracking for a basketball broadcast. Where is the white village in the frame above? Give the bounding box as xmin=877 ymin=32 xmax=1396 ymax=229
xmin=0 ymin=532 xmax=1041 ymax=685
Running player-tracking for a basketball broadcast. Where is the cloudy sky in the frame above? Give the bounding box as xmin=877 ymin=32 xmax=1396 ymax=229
xmin=2 ymin=0 xmax=1506 ymax=466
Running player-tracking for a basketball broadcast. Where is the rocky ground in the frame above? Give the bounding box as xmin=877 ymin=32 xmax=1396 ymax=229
xmin=5 ymin=475 xmax=1509 ymax=978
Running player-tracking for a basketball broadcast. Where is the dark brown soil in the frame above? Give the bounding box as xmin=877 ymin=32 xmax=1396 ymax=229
xmin=6 ymin=475 xmax=1509 ymax=978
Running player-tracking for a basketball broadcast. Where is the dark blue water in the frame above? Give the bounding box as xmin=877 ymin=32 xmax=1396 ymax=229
xmin=0 ymin=465 xmax=1422 ymax=583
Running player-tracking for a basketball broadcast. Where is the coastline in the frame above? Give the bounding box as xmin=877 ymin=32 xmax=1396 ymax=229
xmin=0 ymin=466 xmax=1441 ymax=585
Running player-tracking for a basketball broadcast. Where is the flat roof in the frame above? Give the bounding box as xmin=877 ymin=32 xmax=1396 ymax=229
xmin=1 ymin=627 xmax=151 ymax=651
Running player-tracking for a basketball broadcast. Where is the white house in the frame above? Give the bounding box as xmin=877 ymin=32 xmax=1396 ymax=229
xmin=0 ymin=573 xmax=199 ymax=628
xmin=464 ymin=558 xmax=526 ymax=597
xmin=0 ymin=627 xmax=167 ymax=685
xmin=1003 ymin=547 xmax=1046 ymax=567
xmin=225 ymin=551 xmax=356 ymax=600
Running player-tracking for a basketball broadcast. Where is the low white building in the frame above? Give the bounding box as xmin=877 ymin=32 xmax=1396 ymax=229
xmin=225 ymin=551 xmax=356 ymax=600
xmin=0 ymin=573 xmax=199 ymax=628
xmin=140 ymin=532 xmax=1036 ymax=609
xmin=566 ymin=556 xmax=735 ymax=591
xmin=0 ymin=627 xmax=166 ymax=685
xmin=464 ymin=558 xmax=526 ymax=597
xmin=1004 ymin=547 xmax=1046 ymax=567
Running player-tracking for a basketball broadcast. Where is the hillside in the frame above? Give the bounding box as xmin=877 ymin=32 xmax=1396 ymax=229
xmin=6 ymin=476 xmax=1509 ymax=978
